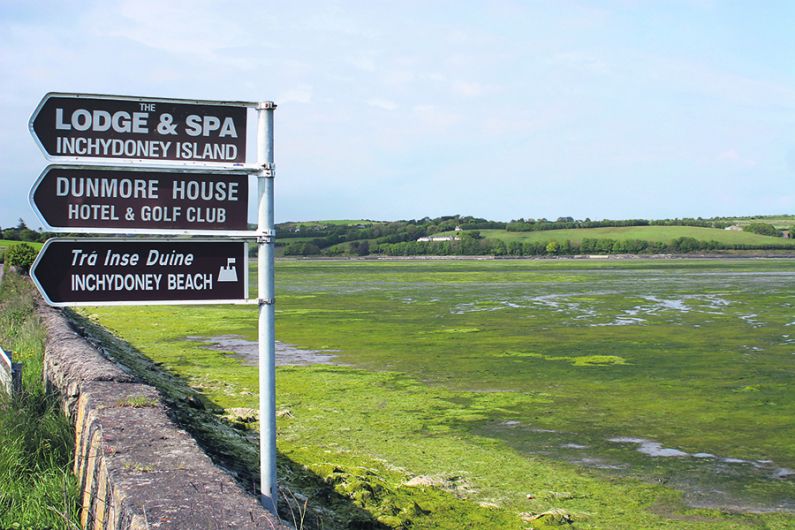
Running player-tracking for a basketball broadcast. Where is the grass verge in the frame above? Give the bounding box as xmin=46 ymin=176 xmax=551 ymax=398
xmin=0 ymin=269 xmax=79 ymax=529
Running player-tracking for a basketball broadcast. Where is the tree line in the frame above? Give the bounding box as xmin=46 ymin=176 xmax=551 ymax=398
xmin=0 ymin=219 xmax=50 ymax=243
xmin=4 ymin=214 xmax=791 ymax=258
xmin=279 ymin=215 xmax=793 ymax=257
xmin=279 ymin=215 xmax=501 ymax=256
xmin=368 ymin=235 xmax=794 ymax=257
xmin=504 ymin=217 xmax=742 ymax=232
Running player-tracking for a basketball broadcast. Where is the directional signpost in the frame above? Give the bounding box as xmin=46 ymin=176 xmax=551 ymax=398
xmin=31 ymin=239 xmax=248 ymax=306
xmin=27 ymin=93 xmax=279 ymax=516
xmin=30 ymin=165 xmax=251 ymax=234
xmin=30 ymin=93 xmax=249 ymax=165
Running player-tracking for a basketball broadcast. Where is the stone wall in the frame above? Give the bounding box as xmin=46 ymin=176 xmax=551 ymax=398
xmin=38 ymin=303 xmax=289 ymax=529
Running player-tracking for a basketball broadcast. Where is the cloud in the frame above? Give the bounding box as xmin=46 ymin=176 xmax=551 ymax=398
xmin=548 ymin=51 xmax=611 ymax=75
xmin=451 ymin=81 xmax=486 ymax=98
xmin=348 ymin=51 xmax=378 ymax=72
xmin=449 ymin=80 xmax=502 ymax=98
xmin=367 ymin=97 xmax=398 ymax=111
xmin=86 ymin=0 xmax=255 ymax=61
xmin=298 ymin=5 xmax=379 ymax=39
xmin=382 ymin=69 xmax=417 ymax=87
xmin=279 ymin=85 xmax=313 ymax=104
xmin=716 ymin=149 xmax=757 ymax=168
xmin=412 ymin=104 xmax=461 ymax=131
xmin=640 ymin=53 xmax=795 ymax=109
xmin=1 ymin=1 xmax=794 ymax=226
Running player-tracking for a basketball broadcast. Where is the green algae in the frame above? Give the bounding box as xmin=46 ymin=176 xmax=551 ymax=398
xmin=501 ymin=351 xmax=628 ymax=366
xmin=78 ymin=258 xmax=795 ymax=529
xmin=424 ymin=327 xmax=481 ymax=334
xmin=569 ymin=355 xmax=628 ymax=366
xmin=277 ymin=308 xmax=371 ymax=316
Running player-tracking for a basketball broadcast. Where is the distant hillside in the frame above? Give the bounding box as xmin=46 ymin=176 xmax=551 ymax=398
xmin=434 ymin=226 xmax=795 ymax=247
xmin=3 ymin=215 xmax=791 ymax=259
xmin=275 ymin=214 xmax=794 ymax=257
xmin=717 ymin=215 xmax=795 ymax=229
xmin=276 ymin=215 xmax=503 ymax=256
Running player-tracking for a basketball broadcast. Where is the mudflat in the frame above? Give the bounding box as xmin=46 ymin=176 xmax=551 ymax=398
xmin=82 ymin=258 xmax=795 ymax=529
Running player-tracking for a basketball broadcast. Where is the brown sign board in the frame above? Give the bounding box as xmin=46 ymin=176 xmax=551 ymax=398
xmin=29 ymin=93 xmax=250 ymax=164
xmin=30 ymin=165 xmax=250 ymax=234
xmin=31 ymin=239 xmax=248 ymax=306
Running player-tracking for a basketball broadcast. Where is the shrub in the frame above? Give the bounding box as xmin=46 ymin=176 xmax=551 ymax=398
xmin=5 ymin=243 xmax=37 ymax=274
xmin=744 ymin=223 xmax=780 ymax=237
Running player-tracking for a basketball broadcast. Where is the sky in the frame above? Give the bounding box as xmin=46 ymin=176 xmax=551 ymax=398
xmin=1 ymin=0 xmax=794 ymax=229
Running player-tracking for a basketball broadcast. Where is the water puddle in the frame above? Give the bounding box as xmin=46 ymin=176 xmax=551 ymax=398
xmin=643 ymin=296 xmax=690 ymax=312
xmin=186 ymin=335 xmax=340 ymax=366
xmin=609 ymin=437 xmax=689 ymax=457
xmin=483 ymin=420 xmax=795 ymax=513
xmin=739 ymin=314 xmax=764 ymax=328
xmin=450 ymin=290 xmax=742 ymax=327
xmin=590 ymin=316 xmax=646 ymax=327
xmin=451 ymin=300 xmax=523 ymax=314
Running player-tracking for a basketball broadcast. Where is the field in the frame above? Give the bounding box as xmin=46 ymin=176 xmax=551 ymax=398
xmin=0 ymin=239 xmax=43 ymax=252
xmin=724 ymin=217 xmax=795 ymax=229
xmin=435 ymin=226 xmax=795 ymax=247
xmin=80 ymin=259 xmax=795 ymax=528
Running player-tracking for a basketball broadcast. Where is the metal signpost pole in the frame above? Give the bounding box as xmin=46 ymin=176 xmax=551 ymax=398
xmin=256 ymin=101 xmax=277 ymax=514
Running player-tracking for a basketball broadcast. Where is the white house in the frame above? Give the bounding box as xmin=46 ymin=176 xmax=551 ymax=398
xmin=417 ymin=236 xmax=460 ymax=242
